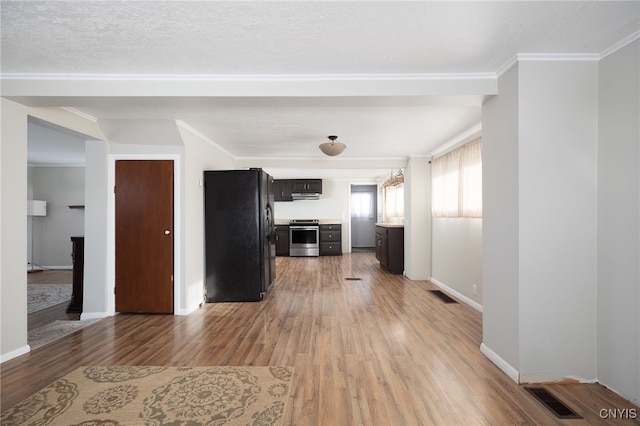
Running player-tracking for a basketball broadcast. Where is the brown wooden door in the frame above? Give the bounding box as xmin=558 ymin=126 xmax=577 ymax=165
xmin=115 ymin=160 xmax=174 ymax=313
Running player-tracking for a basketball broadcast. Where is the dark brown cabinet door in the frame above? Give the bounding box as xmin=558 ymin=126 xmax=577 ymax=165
xmin=275 ymin=225 xmax=290 ymax=256
xmin=115 ymin=160 xmax=174 ymax=313
xmin=375 ymin=228 xmax=388 ymax=266
xmin=274 ymin=180 xmax=292 ymax=201
xmin=375 ymin=225 xmax=404 ymax=274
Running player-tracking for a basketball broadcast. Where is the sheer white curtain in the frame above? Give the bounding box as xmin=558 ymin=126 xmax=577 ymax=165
xmin=384 ymin=184 xmax=404 ymax=220
xmin=432 ymin=138 xmax=482 ymax=218
xmin=432 ymin=149 xmax=460 ymax=217
xmin=351 ymin=192 xmax=374 ymax=218
xmin=460 ymin=138 xmax=482 ymax=217
xmin=383 ymin=171 xmax=404 ymax=222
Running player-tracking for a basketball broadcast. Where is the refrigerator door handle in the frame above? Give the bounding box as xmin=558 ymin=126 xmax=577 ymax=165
xmin=265 ymin=204 xmax=274 ymax=240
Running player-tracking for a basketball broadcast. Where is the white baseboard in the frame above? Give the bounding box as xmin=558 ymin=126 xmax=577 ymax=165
xmin=26 ymin=265 xmax=72 ymax=271
xmin=480 ymin=342 xmax=520 ymax=383
xmin=1 ymin=344 xmax=31 ymax=364
xmin=429 ymin=277 xmax=483 ymax=312
xmin=519 ymin=372 xmax=598 ymax=384
xmin=176 ymin=303 xmax=200 ymax=316
xmin=80 ymin=312 xmax=111 ymax=321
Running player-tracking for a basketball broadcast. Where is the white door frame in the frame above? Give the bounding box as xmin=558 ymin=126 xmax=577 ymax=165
xmin=107 ymin=154 xmax=182 ymax=315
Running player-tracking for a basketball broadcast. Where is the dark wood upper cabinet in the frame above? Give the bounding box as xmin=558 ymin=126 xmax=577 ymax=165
xmin=274 ymin=180 xmax=293 ymax=201
xmin=274 ymin=179 xmax=322 ymax=201
xmin=291 ymin=179 xmax=322 ymax=194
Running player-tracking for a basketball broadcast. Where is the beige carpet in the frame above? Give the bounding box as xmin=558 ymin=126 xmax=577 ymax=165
xmin=1 ymin=366 xmax=294 ymax=426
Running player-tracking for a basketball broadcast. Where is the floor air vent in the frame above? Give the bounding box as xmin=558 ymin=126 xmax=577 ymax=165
xmin=345 ymin=277 xmax=362 ymax=281
xmin=429 ymin=290 xmax=458 ymax=304
xmin=525 ymin=387 xmax=582 ymax=419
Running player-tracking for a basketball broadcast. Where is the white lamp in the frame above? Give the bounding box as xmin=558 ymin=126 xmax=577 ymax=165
xmin=27 ymin=200 xmax=47 ymax=272
xmin=27 ymin=200 xmax=47 ymax=216
xmin=319 ymin=135 xmax=346 ymax=156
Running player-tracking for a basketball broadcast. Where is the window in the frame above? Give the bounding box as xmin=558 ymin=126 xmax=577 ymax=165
xmin=351 ymin=192 xmax=374 ymax=219
xmin=383 ymin=170 xmax=404 ymax=222
xmin=432 ymin=138 xmax=482 ymax=218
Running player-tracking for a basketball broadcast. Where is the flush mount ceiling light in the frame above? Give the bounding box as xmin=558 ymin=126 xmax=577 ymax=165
xmin=319 ymin=135 xmax=346 ymax=156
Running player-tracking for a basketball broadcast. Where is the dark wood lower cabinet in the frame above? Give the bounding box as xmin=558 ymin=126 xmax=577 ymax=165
xmin=275 ymin=225 xmax=290 ymax=256
xmin=320 ymin=224 xmax=342 ymax=255
xmin=67 ymin=236 xmax=84 ymax=314
xmin=375 ymin=225 xmax=404 ymax=274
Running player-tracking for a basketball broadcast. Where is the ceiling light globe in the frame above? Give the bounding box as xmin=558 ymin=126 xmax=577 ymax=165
xmin=319 ymin=135 xmax=346 ymax=156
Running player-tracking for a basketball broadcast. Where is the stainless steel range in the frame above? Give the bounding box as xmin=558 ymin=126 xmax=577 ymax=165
xmin=289 ymin=219 xmax=319 ymax=257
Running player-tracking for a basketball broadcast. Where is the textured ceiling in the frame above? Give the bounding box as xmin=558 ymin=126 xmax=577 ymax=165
xmin=3 ymin=1 xmax=637 ymax=75
xmin=4 ymin=1 xmax=639 ymax=178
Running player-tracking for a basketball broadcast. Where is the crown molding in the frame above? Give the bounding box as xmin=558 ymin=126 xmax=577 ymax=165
xmin=60 ymin=107 xmax=98 ymax=123
xmin=495 ymin=55 xmax=519 ymax=78
xmin=517 ymin=53 xmax=600 ymax=62
xmin=0 ymin=72 xmax=496 ymax=82
xmin=28 ymin=162 xmax=85 ymax=168
xmin=175 ymin=120 xmax=236 ymax=160
xmin=429 ymin=122 xmax=482 ymax=159
xmin=495 ymin=39 xmax=638 ymax=77
xmin=236 ymin=155 xmax=409 ymax=163
xmin=600 ymin=30 xmax=640 ymax=60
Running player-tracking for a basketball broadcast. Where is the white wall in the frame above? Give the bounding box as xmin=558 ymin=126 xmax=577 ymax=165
xmin=431 ymin=218 xmax=482 ymax=304
xmin=429 ymin=132 xmax=483 ymax=307
xmin=82 ymin=139 xmax=109 ymax=318
xmin=404 ymin=156 xmax=431 ymax=280
xmin=106 ymin=139 xmax=185 ymax=316
xmin=518 ymin=60 xmax=598 ymax=382
xmin=597 ymin=40 xmax=640 ymax=404
xmin=179 ymin=124 xmax=236 ymax=314
xmin=27 ymin=166 xmax=34 ymax=266
xmin=0 ymin=98 xmax=29 ymax=361
xmin=2 ymin=108 xmax=106 ymax=331
xmin=481 ymin=64 xmax=521 ymax=378
xmin=32 ymin=166 xmax=85 ymax=267
xmin=482 ymin=59 xmax=601 ymax=384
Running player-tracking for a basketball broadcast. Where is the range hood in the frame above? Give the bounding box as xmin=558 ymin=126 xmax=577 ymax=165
xmin=291 ymin=192 xmax=320 ymax=201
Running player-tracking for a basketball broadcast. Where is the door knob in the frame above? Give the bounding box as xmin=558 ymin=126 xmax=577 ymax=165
xmin=164 ymin=230 xmax=171 ymax=235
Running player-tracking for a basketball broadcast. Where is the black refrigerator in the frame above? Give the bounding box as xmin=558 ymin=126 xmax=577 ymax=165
xmin=204 ymin=168 xmax=276 ymax=302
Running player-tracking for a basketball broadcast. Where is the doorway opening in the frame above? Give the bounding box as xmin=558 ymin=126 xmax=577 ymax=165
xmin=350 ymin=185 xmax=377 ymax=253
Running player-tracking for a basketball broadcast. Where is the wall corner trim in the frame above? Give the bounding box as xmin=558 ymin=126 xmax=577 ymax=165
xmin=480 ymin=342 xmax=520 ymax=383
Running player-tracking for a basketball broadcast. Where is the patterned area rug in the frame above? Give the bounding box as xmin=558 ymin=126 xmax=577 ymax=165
xmin=27 ymin=284 xmax=72 ymax=313
xmin=28 ymin=320 xmax=101 ymax=350
xmin=1 ymin=366 xmax=294 ymax=426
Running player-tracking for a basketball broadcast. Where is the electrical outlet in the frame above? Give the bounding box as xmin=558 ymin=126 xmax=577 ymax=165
xmin=472 ymin=284 xmax=477 ymax=295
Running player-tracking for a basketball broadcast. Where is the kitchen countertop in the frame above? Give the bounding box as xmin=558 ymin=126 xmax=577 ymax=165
xmin=375 ymin=223 xmax=405 ymax=228
xmin=275 ymin=219 xmax=342 ymax=225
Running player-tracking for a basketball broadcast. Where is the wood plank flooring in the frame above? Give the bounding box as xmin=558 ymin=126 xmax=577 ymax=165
xmin=4 ymin=254 xmax=639 ymax=424
xmin=27 ymin=269 xmax=72 ymax=285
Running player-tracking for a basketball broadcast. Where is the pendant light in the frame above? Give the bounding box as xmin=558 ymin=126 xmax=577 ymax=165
xmin=319 ymin=135 xmax=346 ymax=156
